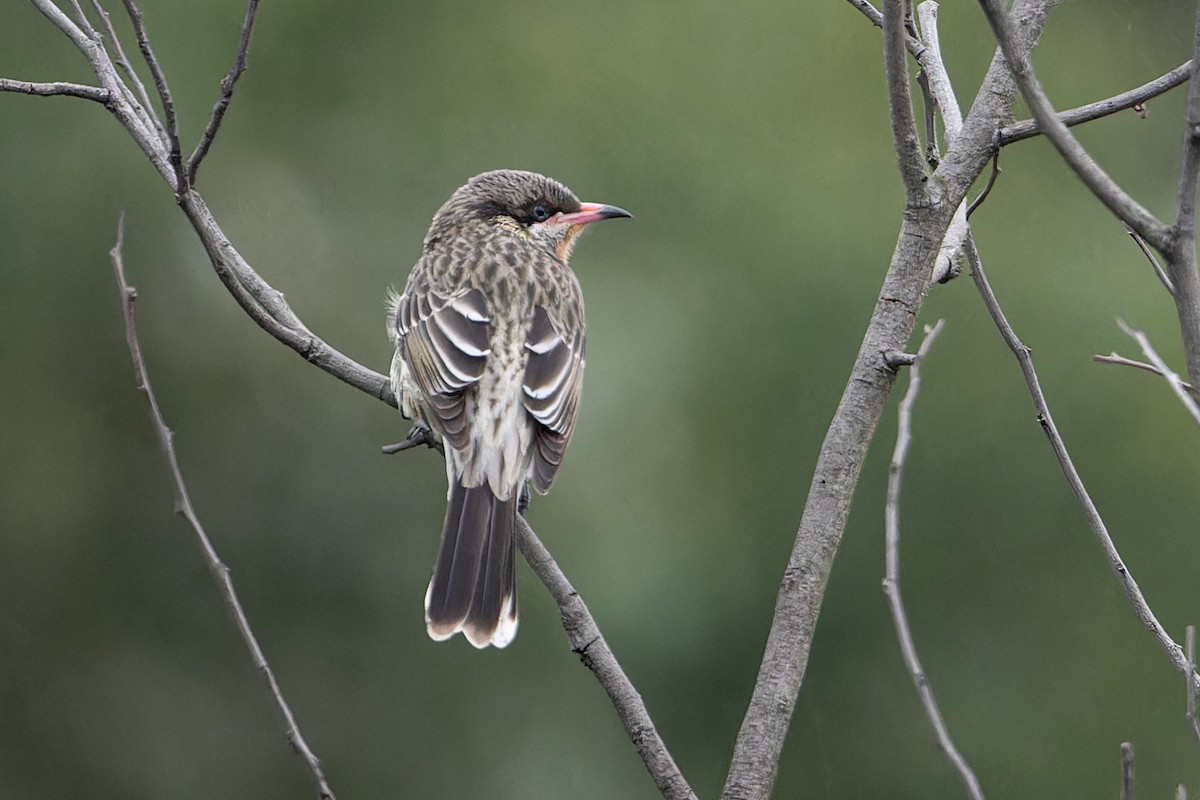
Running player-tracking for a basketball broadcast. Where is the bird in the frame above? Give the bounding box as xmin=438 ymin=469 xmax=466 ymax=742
xmin=387 ymin=169 xmax=630 ymax=648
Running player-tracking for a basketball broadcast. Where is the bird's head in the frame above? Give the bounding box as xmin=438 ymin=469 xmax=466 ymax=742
xmin=426 ymin=169 xmax=631 ymax=263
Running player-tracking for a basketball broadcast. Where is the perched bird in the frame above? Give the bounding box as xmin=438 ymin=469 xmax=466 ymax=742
xmin=388 ymin=170 xmax=630 ymax=648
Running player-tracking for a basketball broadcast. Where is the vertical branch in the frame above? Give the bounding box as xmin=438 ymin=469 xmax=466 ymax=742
xmin=883 ymin=321 xmax=986 ymax=800
xmin=1120 ymin=742 xmax=1134 ymax=800
xmin=884 ymin=0 xmax=928 ymax=194
xmin=1186 ymin=626 xmax=1200 ymax=744
xmin=120 ymin=0 xmax=184 ymax=190
xmin=1164 ymin=0 xmax=1200 ymax=389
xmin=109 ymin=217 xmax=336 ymax=800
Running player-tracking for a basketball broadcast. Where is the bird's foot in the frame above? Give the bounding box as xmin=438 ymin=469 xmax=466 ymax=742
xmin=518 ymin=484 xmax=531 ymax=516
xmin=381 ymin=422 xmax=444 ymax=456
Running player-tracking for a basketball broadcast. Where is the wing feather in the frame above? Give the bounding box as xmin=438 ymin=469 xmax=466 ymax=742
xmin=523 ymin=305 xmax=584 ymax=493
xmin=395 ymin=283 xmax=491 ymax=450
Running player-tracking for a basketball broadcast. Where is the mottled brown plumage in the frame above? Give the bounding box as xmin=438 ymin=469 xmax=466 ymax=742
xmin=388 ymin=170 xmax=630 ymax=648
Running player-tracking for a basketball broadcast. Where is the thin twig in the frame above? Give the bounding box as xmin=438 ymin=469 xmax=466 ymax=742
xmin=884 ymin=321 xmax=986 ymax=800
xmin=187 ymin=0 xmax=261 ymax=184
xmin=845 ymin=0 xmax=927 ymax=58
xmin=916 ymin=1 xmax=968 ymax=283
xmin=1093 ymin=353 xmax=1195 ymax=393
xmin=90 ymin=0 xmax=165 ymax=144
xmin=1117 ymin=319 xmax=1200 ymax=428
xmin=965 ymin=236 xmax=1198 ymax=694
xmin=0 ymin=77 xmax=109 ymax=102
xmin=109 ymin=216 xmax=337 ymax=800
xmin=885 ymin=0 xmax=928 ymax=195
xmin=1126 ymin=228 xmax=1176 ymax=296
xmin=1186 ymin=626 xmax=1200 ymax=745
xmin=120 ymin=0 xmax=184 ymax=189
xmin=516 ymin=518 xmax=696 ymax=800
xmin=1120 ymin=742 xmax=1134 ymax=800
xmin=999 ymin=61 xmax=1192 ymax=146
xmin=978 ymin=0 xmax=1169 ymax=250
xmin=966 ymin=151 xmax=1002 ymax=219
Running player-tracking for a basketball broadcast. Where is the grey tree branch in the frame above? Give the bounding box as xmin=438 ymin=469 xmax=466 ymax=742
xmin=978 ymin=0 xmax=1169 ymax=249
xmin=1120 ymin=742 xmax=1134 ymax=800
xmin=965 ymin=235 xmax=1200 ymax=695
xmin=187 ymin=0 xmax=261 ymax=184
xmin=89 ymin=0 xmax=163 ymax=143
xmin=1163 ymin=1 xmax=1200 ymax=389
xmin=883 ymin=320 xmax=986 ymax=800
xmin=885 ymin=0 xmax=929 ymax=196
xmin=722 ymin=4 xmax=1054 ymax=798
xmin=516 ymin=518 xmax=696 ymax=800
xmin=109 ymin=216 xmax=337 ymax=800
xmin=999 ymin=61 xmax=1192 ymax=146
xmin=1187 ymin=626 xmax=1200 ymax=745
xmin=0 ymin=77 xmax=109 ymax=101
xmin=1092 ymin=352 xmax=1195 ymax=393
xmin=916 ymin=1 xmax=969 ymax=284
xmin=1116 ymin=319 xmax=1200 ymax=428
xmin=119 ymin=0 xmax=184 ymax=189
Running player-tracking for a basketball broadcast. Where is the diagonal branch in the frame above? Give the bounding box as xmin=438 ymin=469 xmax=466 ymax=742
xmin=187 ymin=0 xmax=261 ymax=184
xmin=516 ymin=519 xmax=696 ymax=800
xmin=999 ymin=61 xmax=1192 ymax=146
xmin=978 ymin=0 xmax=1170 ymax=250
xmin=109 ymin=216 xmax=337 ymax=800
xmin=965 ymin=235 xmax=1199 ymax=694
xmin=882 ymin=320 xmax=987 ymax=800
xmin=89 ymin=0 xmax=165 ymax=145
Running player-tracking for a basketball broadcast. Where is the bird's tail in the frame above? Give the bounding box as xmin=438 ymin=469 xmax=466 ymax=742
xmin=424 ymin=481 xmax=519 ymax=648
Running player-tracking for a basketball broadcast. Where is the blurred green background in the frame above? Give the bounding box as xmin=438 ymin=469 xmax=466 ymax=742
xmin=2 ymin=0 xmax=1199 ymax=797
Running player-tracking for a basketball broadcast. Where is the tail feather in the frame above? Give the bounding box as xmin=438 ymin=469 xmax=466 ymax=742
xmin=425 ymin=483 xmax=519 ymax=648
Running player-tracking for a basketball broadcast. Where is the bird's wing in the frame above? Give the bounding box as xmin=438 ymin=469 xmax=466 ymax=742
xmin=395 ymin=281 xmax=491 ymax=450
xmin=522 ymin=304 xmax=584 ymax=493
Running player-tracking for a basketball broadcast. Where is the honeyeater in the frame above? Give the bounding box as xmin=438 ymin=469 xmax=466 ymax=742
xmin=388 ymin=169 xmax=630 ymax=648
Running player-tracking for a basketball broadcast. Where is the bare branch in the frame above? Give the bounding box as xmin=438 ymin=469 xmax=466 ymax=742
xmin=885 ymin=0 xmax=928 ymax=195
xmin=187 ymin=0 xmax=262 ymax=184
xmin=723 ymin=5 xmax=1055 ymax=799
xmin=999 ymin=61 xmax=1192 ymax=146
xmin=966 ymin=151 xmax=1002 ymax=219
xmin=978 ymin=0 xmax=1170 ymax=249
xmin=846 ymin=0 xmax=927 ymax=59
xmin=1186 ymin=626 xmax=1200 ymax=745
xmin=109 ymin=216 xmax=337 ymax=800
xmin=965 ymin=235 xmax=1198 ymax=694
xmin=0 ymin=77 xmax=109 ymax=102
xmin=90 ymin=0 xmax=165 ymax=144
xmin=1126 ymin=228 xmax=1176 ymax=296
xmin=1175 ymin=7 xmax=1200 ymax=240
xmin=516 ymin=518 xmax=696 ymax=800
xmin=1120 ymin=742 xmax=1134 ymax=800
xmin=884 ymin=320 xmax=986 ymax=800
xmin=120 ymin=0 xmax=184 ymax=188
xmin=916 ymin=1 xmax=968 ymax=283
xmin=1117 ymin=319 xmax=1200 ymax=428
xmin=1093 ymin=352 xmax=1195 ymax=393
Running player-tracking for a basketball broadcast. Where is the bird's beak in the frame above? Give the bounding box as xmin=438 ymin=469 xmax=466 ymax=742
xmin=551 ymin=202 xmax=633 ymax=226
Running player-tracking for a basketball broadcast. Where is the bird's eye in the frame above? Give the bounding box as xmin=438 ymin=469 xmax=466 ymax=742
xmin=530 ymin=204 xmax=551 ymax=222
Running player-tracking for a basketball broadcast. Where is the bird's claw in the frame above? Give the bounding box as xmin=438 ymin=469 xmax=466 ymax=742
xmin=382 ymin=423 xmax=444 ymax=456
